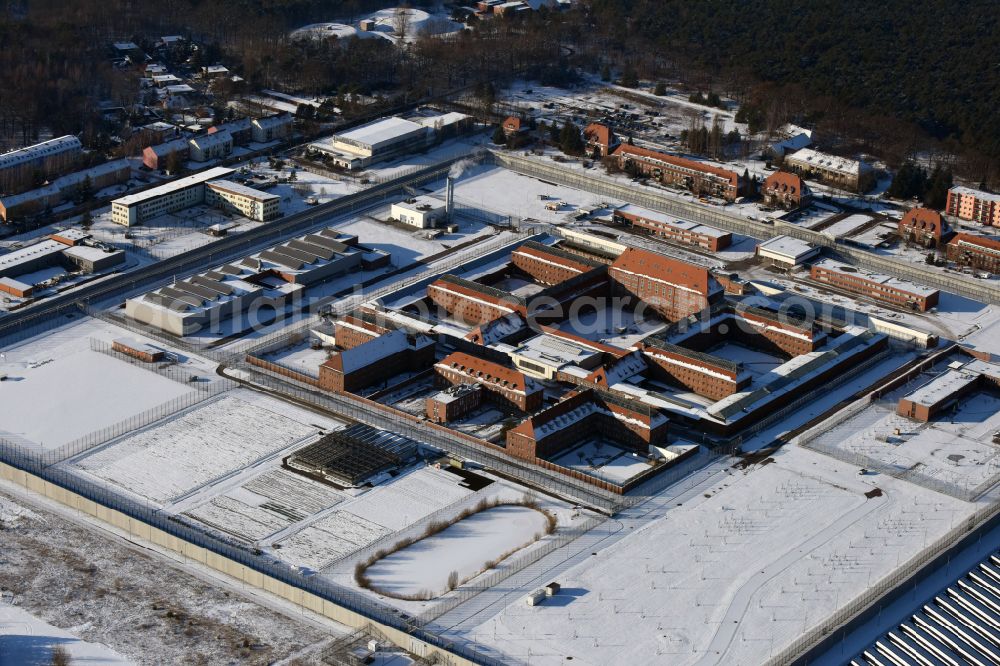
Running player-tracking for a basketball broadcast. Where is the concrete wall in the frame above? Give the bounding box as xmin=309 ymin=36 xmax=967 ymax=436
xmin=0 ymin=460 xmax=476 ymax=666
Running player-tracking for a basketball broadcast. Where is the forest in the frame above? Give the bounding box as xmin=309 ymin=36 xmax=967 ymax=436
xmin=0 ymin=0 xmax=997 ymax=183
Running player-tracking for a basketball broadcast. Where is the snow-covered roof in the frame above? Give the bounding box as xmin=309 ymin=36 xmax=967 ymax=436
xmin=785 ymin=148 xmax=871 ymax=176
xmin=616 ymin=204 xmax=730 ymax=239
xmin=0 ymin=240 xmax=66 ymax=274
xmin=811 ymin=258 xmax=939 ymax=298
xmin=334 ymin=116 xmax=427 ymax=150
xmin=113 ymin=167 xmax=234 ymax=207
xmin=510 ymin=333 xmax=602 ymax=370
xmin=756 ymin=235 xmax=819 ymax=262
xmin=949 ymin=185 xmax=1000 ymax=204
xmin=0 ymin=136 xmax=81 ymax=171
xmin=207 ymin=180 xmax=279 ymax=202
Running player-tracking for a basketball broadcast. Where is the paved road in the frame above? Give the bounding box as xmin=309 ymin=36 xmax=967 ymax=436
xmin=0 ymin=157 xmax=462 ymax=344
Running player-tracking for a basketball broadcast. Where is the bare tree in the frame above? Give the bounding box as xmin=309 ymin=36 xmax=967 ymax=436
xmin=393 ymin=4 xmax=412 ymax=41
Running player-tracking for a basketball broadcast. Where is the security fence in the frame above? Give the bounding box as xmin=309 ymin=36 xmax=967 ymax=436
xmin=489 ymin=151 xmax=1000 ymax=304
xmin=764 ymin=498 xmax=1000 ymax=666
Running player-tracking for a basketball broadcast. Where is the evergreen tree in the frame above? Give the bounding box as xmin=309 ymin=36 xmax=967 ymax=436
xmin=619 ymin=66 xmax=638 ymax=88
xmin=887 ymin=162 xmax=927 ymax=200
xmin=600 ymin=64 xmax=611 ymax=81
xmin=654 ymin=82 xmax=666 ymax=96
xmin=559 ymin=121 xmax=584 ymax=155
xmin=923 ymin=166 xmax=952 ymax=209
xmin=492 ymin=125 xmax=507 ymax=145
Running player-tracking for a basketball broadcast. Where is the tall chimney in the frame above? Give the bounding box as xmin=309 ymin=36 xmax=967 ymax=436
xmin=446 ymin=176 xmax=455 ymax=222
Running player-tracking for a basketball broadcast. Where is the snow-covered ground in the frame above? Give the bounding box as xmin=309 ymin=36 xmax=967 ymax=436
xmin=0 ymin=603 xmax=133 ymax=665
xmin=467 ymin=444 xmax=988 ymax=665
xmin=365 ymin=505 xmax=550 ymax=599
xmin=550 ymin=441 xmax=654 ymax=484
xmin=0 ymin=318 xmax=199 ymax=452
xmin=807 ymin=388 xmax=1000 ymax=494
xmin=73 ymin=390 xmax=323 ymax=505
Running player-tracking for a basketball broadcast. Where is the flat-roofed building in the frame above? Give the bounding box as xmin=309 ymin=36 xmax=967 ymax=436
xmin=945 ymin=186 xmax=1000 ymax=226
xmin=945 ymin=233 xmax=1000 ymax=274
xmin=613 ymin=204 xmax=732 ymax=251
xmin=0 ymin=135 xmax=82 ymax=195
xmin=613 ymin=144 xmax=744 ymax=201
xmin=755 ymin=235 xmax=820 ymax=268
xmin=506 ymin=333 xmax=604 ymax=381
xmin=784 ymin=148 xmax=874 ymax=192
xmin=809 ymin=258 xmax=939 ymax=311
xmin=390 ymin=196 xmax=447 ymax=228
xmin=426 ymin=383 xmax=482 ymax=423
xmin=111 ymin=166 xmax=234 ymax=226
xmin=307 ymin=116 xmax=432 ymax=170
xmin=897 ymin=358 xmax=1000 ymax=421
xmin=206 ymin=180 xmax=280 ymax=221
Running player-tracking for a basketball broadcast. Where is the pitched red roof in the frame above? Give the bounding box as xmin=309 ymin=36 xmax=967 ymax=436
xmin=949 ymin=232 xmax=1000 ymax=252
xmin=583 ymin=123 xmax=616 ymax=149
xmin=610 ymin=247 xmax=718 ymax=296
xmin=613 ymin=144 xmax=740 ymax=186
xmin=437 ymin=351 xmax=539 ymax=393
xmin=900 ymin=207 xmax=944 ymax=233
xmin=513 ymin=241 xmax=601 ymax=274
xmin=763 ymin=171 xmax=806 ymax=195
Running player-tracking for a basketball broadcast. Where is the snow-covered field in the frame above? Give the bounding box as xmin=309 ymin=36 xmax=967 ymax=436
xmin=0 ymin=319 xmax=197 ymax=451
xmin=469 ymin=445 xmax=983 ymax=665
xmin=275 ymin=465 xmax=474 ymax=571
xmin=819 ymin=213 xmax=877 ymax=238
xmin=806 ymin=390 xmax=1000 ymax=494
xmin=74 ymin=391 xmax=320 ymax=504
xmin=365 ymin=505 xmax=550 ymax=599
xmin=550 ymin=440 xmax=653 ymax=484
xmin=0 ymin=604 xmax=133 ymax=665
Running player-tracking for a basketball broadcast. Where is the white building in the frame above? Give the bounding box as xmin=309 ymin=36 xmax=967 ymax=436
xmin=251 ymin=114 xmax=293 ymax=143
xmin=111 ymin=166 xmax=234 ymax=226
xmin=391 ymin=196 xmax=447 ymax=228
xmin=206 ymin=180 xmax=280 ymax=222
xmin=784 ymin=148 xmax=874 ymax=191
xmin=125 ymin=227 xmax=364 ymax=335
xmin=307 ymin=116 xmax=432 ymax=170
xmin=755 ymin=235 xmax=820 ymax=268
xmin=188 ymin=131 xmax=233 ymax=162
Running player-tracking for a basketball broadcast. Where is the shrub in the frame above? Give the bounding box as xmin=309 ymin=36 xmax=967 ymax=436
xmin=447 ymin=570 xmax=459 ymax=591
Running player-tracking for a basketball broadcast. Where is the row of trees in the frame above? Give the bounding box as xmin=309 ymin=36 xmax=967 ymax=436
xmin=888 ymin=163 xmax=954 ymax=209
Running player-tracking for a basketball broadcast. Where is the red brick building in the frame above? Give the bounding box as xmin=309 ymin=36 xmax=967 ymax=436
xmin=898 ymin=208 xmax=948 ymax=247
xmin=945 ymin=233 xmax=1000 ymax=274
xmin=613 ymin=144 xmax=744 ymax=201
xmin=505 ymin=389 xmax=668 ymax=460
xmin=333 ymin=314 xmax=392 ymax=350
xmin=809 ymin=259 xmax=939 ymax=311
xmin=318 ymin=329 xmax=435 ymax=393
xmin=511 ymin=240 xmax=605 ymax=285
xmin=636 ymin=339 xmax=749 ymax=400
xmin=434 ymin=351 xmax=544 ymax=412
xmin=427 ymin=275 xmax=524 ymax=325
xmin=426 ymin=383 xmax=482 ymax=423
xmin=112 ymin=338 xmax=165 ymax=363
xmin=897 ymin=359 xmax=1000 ymax=422
xmin=583 ymin=123 xmax=619 ymax=158
xmin=613 ymin=204 xmax=732 ymax=252
xmin=761 ymin=171 xmax=812 ymax=209
xmin=502 ymin=116 xmax=528 ymax=138
xmin=608 ymin=247 xmax=723 ymax=321
xmin=945 ymin=186 xmax=1000 ymax=226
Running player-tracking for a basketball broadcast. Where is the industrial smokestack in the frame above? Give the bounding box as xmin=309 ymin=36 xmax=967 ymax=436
xmin=446 ymin=176 xmax=454 ymax=222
